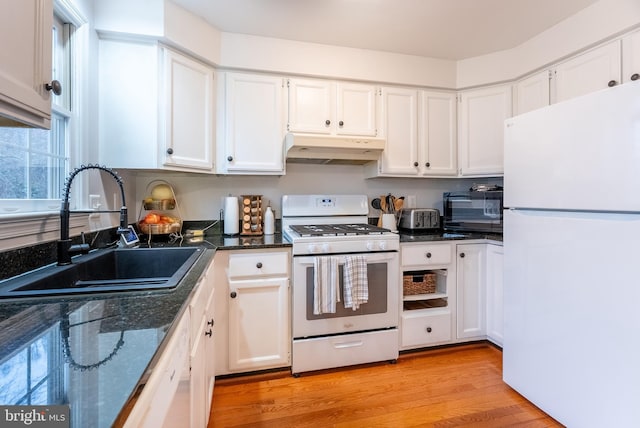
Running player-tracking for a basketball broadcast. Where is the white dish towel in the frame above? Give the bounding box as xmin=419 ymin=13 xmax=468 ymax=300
xmin=313 ymin=256 xmax=340 ymax=314
xmin=343 ymin=255 xmax=368 ymax=311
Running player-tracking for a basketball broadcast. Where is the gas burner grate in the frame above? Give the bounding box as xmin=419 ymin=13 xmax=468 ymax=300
xmin=290 ymin=223 xmax=389 ymax=237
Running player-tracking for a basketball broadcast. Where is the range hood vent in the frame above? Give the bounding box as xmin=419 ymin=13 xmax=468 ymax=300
xmin=284 ymin=133 xmax=385 ymax=165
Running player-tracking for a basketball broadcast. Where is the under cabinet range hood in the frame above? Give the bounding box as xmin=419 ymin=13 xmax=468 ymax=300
xmin=284 ymin=133 xmax=385 ymax=165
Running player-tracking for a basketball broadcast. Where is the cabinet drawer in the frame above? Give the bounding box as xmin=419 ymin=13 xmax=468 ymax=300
xmin=228 ymin=251 xmax=289 ymax=278
xmin=402 ymin=244 xmax=452 ymax=266
xmin=401 ymin=309 xmax=451 ymax=348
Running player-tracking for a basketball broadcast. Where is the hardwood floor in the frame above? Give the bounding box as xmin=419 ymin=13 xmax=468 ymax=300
xmin=208 ymin=343 xmax=562 ymax=427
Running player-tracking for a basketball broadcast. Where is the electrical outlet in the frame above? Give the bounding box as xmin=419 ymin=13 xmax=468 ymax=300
xmin=407 ymin=195 xmax=417 ymax=208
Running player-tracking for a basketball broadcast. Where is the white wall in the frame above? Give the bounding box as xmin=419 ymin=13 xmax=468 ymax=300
xmin=457 ymin=0 xmax=640 ymax=88
xmin=134 ymin=165 xmax=502 ymax=222
xmin=219 ymin=33 xmax=457 ymax=88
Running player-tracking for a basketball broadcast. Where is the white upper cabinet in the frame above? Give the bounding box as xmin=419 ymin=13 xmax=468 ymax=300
xmin=287 ymin=78 xmax=377 ymax=137
xmin=622 ymin=29 xmax=640 ymax=83
xmin=418 ymin=91 xmax=457 ymax=176
xmin=457 ymin=84 xmax=512 ymax=176
xmin=99 ymin=38 xmax=215 ymax=172
xmin=335 ymin=82 xmax=378 ymax=136
xmin=514 ymin=70 xmax=551 ymax=116
xmin=368 ymin=88 xmax=456 ymax=177
xmin=0 ymin=0 xmax=53 ymax=128
xmin=218 ymin=72 xmax=286 ymax=174
xmin=376 ymin=86 xmax=419 ymax=175
xmin=554 ymin=40 xmax=621 ymax=103
xmin=162 ymin=49 xmax=215 ymax=171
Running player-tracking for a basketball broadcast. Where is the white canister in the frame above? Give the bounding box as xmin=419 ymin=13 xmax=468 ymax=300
xmin=264 ymin=206 xmax=275 ymax=235
xmin=381 ymin=213 xmax=398 ymax=232
xmin=223 ymin=196 xmax=239 ymax=235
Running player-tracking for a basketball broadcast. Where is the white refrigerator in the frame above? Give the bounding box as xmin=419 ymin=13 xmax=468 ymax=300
xmin=503 ymin=81 xmax=640 ymax=428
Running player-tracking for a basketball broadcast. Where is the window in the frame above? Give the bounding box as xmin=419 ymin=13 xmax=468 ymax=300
xmin=0 ymin=14 xmax=74 ymax=213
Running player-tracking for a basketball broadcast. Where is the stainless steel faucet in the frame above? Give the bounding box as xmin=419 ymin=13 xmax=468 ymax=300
xmin=58 ymin=164 xmax=128 ymax=265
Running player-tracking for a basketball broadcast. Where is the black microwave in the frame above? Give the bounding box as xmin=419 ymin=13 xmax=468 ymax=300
xmin=443 ymin=190 xmax=503 ymax=234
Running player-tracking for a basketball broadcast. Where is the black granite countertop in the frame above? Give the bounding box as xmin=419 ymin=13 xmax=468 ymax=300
xmin=398 ymin=230 xmax=503 ymax=243
xmin=0 ymin=247 xmax=214 ymax=427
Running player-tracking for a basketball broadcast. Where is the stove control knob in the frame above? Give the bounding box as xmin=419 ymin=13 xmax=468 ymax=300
xmin=366 ymin=241 xmax=374 ymax=251
xmin=378 ymin=241 xmax=387 ymax=250
xmin=308 ymin=244 xmax=317 ymax=253
xmin=321 ymin=243 xmax=330 ymax=253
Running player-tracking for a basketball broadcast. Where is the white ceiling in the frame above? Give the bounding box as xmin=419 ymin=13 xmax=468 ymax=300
xmin=171 ymin=0 xmax=600 ymax=60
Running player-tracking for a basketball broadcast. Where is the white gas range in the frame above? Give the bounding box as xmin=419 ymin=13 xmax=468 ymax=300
xmin=282 ymin=194 xmax=400 ymax=375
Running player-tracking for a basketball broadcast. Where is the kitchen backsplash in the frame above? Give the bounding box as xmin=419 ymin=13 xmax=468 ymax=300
xmin=134 ymin=163 xmax=503 ymax=221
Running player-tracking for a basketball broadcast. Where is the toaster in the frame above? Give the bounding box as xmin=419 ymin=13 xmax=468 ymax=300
xmin=398 ymin=208 xmax=441 ymax=231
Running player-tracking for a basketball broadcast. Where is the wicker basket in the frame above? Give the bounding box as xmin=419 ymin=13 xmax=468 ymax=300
xmin=403 ymin=272 xmax=437 ymax=295
xmin=138 ymin=221 xmax=181 ymax=235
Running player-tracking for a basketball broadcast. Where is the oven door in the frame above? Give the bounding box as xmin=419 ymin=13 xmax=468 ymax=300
xmin=292 ymin=251 xmax=399 ymax=338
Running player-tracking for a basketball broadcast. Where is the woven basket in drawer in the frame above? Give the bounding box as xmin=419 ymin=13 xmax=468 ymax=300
xmin=403 ymin=272 xmax=437 ymax=295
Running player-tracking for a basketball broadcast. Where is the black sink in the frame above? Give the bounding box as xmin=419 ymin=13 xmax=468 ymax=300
xmin=0 ymin=247 xmax=203 ymax=299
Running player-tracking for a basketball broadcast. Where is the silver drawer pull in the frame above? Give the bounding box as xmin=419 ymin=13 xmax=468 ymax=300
xmin=333 ymin=340 xmax=364 ymax=349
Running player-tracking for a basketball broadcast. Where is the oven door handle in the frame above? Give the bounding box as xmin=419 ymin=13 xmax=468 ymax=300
xmin=295 ymin=252 xmax=398 ymax=265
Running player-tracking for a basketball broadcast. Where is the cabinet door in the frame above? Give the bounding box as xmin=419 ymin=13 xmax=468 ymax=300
xmin=379 ymin=86 xmax=419 ymax=175
xmin=554 ymin=40 xmax=621 ymax=103
xmin=222 ymin=72 xmax=285 ymax=173
xmin=190 ymin=315 xmax=207 ymax=428
xmin=336 ymin=82 xmax=377 ymax=136
xmin=228 ymin=277 xmax=290 ymax=371
xmin=622 ymin=29 xmax=640 ymax=83
xmin=287 ymin=78 xmax=332 ymax=134
xmin=486 ymin=244 xmax=504 ymax=346
xmin=161 ymin=48 xmax=215 ymax=171
xmin=456 ymin=244 xmax=486 ymax=339
xmin=458 ymin=85 xmax=512 ymax=176
xmin=0 ymin=0 xmax=53 ymax=128
xmin=419 ymin=91 xmax=457 ymax=176
xmin=203 ymin=271 xmax=216 ymax=417
xmin=515 ymin=70 xmax=550 ymax=115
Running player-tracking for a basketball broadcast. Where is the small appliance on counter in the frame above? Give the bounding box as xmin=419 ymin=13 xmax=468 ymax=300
xmin=398 ymin=208 xmax=441 ymax=232
xmin=443 ymin=186 xmax=503 ymax=233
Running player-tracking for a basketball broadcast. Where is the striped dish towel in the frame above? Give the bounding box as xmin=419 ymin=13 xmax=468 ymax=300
xmin=313 ymin=256 xmax=340 ymax=314
xmin=343 ymin=255 xmax=368 ymax=311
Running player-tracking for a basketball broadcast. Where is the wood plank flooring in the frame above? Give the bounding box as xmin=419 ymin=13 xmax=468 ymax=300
xmin=208 ymin=343 xmax=563 ymax=427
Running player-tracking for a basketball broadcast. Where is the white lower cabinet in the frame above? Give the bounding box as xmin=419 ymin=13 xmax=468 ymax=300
xmin=400 ymin=241 xmax=503 ymax=349
xmin=188 ymin=260 xmax=216 ymax=428
xmin=399 ymin=242 xmax=455 ymax=350
xmin=401 ymin=309 xmax=452 ymax=348
xmin=214 ymin=249 xmax=291 ymax=375
xmin=124 ymin=312 xmax=190 ymax=428
xmin=456 ymin=243 xmax=487 ymax=340
xmin=486 ymin=243 xmax=504 ymax=346
xmin=125 ymin=256 xmax=216 ymax=428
